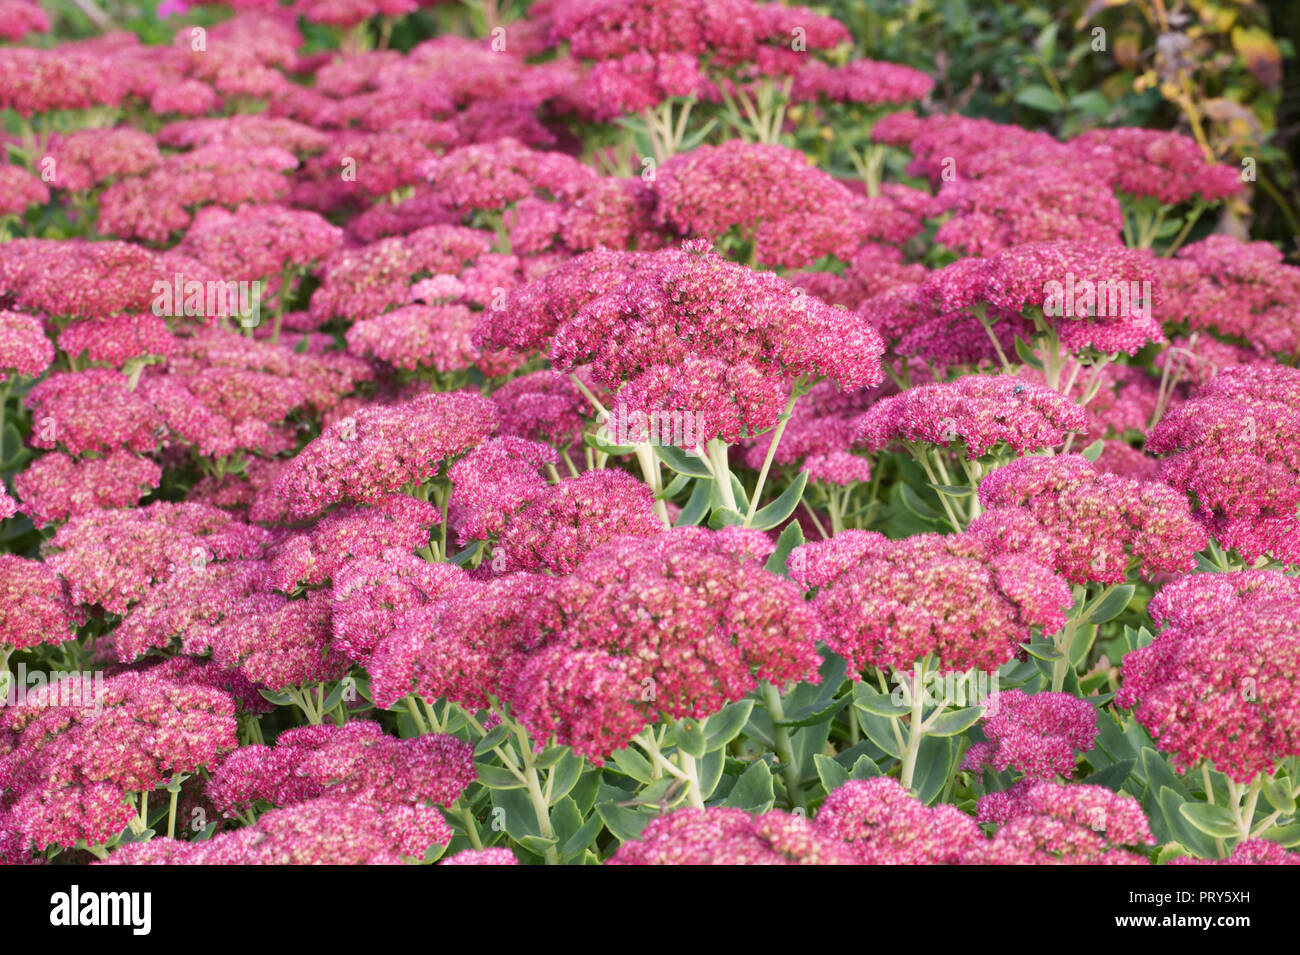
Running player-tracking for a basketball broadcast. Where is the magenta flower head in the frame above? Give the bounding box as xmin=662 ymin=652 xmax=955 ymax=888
xmin=331 ymin=550 xmax=464 ymax=663
xmin=653 ymin=142 xmax=863 ymax=268
xmin=548 ymin=243 xmax=885 ymax=394
xmin=981 ymin=241 xmax=1164 ymax=355
xmin=969 ymin=453 xmax=1207 ymax=584
xmin=0 ymin=668 xmax=237 ymax=850
xmin=43 ymin=128 xmax=161 ymax=193
xmin=791 ymin=58 xmax=933 ymax=105
xmin=1159 ymin=236 xmax=1300 ymax=357
xmin=441 ymin=847 xmax=520 ymax=865
xmin=369 ymin=573 xmax=550 ymax=712
xmin=851 ymin=375 xmax=1086 ymax=459
xmin=496 ymin=469 xmax=664 ymax=573
xmin=510 ymin=527 xmax=824 ymax=760
xmin=345 ymin=304 xmax=485 ymax=373
xmin=419 ymin=137 xmax=597 ymax=214
xmin=207 ymin=721 xmax=474 ymax=815
xmin=814 ymin=777 xmax=982 ymax=864
xmin=490 ymin=368 xmax=595 ymax=450
xmin=13 ymin=451 xmax=162 ymax=527
xmin=44 ymin=500 xmax=268 ymax=614
xmin=1118 ymin=570 xmax=1300 ymax=783
xmin=962 ymin=690 xmax=1098 ymax=780
xmin=0 ymin=48 xmax=126 ymax=116
xmin=254 ymin=390 xmax=496 ymax=522
xmin=0 ymin=0 xmax=49 ymax=41
xmin=607 ymin=807 xmax=857 ymax=865
xmin=100 ymin=797 xmax=452 ymax=865
xmin=973 ymin=781 xmax=1155 ymax=864
xmin=446 ymin=435 xmax=555 ymax=544
xmin=1171 ymin=839 xmax=1300 ymax=866
xmin=24 ymin=369 xmax=164 ymax=457
xmin=308 ymin=225 xmax=493 ymax=325
xmin=1073 ymin=128 xmax=1243 ymax=206
xmin=56 ymin=313 xmax=176 ymax=369
xmin=791 ymin=530 xmax=1071 ymax=674
xmin=0 ymin=310 xmax=54 ymax=382
xmin=0 ymin=165 xmax=49 ymax=217
xmin=0 ymin=554 xmax=79 ymax=651
xmin=614 ymin=356 xmax=789 ymax=445
xmin=179 ymin=204 xmax=343 ymax=286
xmin=1146 ymin=364 xmax=1300 ymax=565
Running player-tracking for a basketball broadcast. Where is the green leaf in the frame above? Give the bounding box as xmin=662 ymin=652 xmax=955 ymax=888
xmin=858 ymin=710 xmax=904 ymax=760
xmin=1262 ymin=823 xmax=1300 ymax=849
xmin=257 ymin=688 xmax=294 ymax=706
xmin=475 ymin=762 xmax=525 ymax=790
xmin=1068 ymin=90 xmax=1112 ymax=118
xmin=548 ymin=796 xmax=584 ymax=849
xmin=594 ymin=799 xmax=655 ymax=843
xmin=1086 ymin=758 xmax=1135 ymax=792
xmin=449 ymin=540 xmax=482 ymax=567
xmin=1021 ymin=641 xmax=1065 ymax=663
xmin=1015 ymin=84 xmax=1064 ymax=113
xmin=672 ymin=718 xmax=708 ymax=759
xmin=749 ymin=470 xmax=809 ymax=531
xmin=1 ymin=423 xmax=23 ymax=465
xmin=1262 ymin=775 xmax=1296 ymax=814
xmin=546 ymin=751 xmax=585 ymax=805
xmin=583 ymin=429 xmax=634 ymax=455
xmin=722 ymin=760 xmax=775 ymax=813
xmin=491 ymin=788 xmax=547 ymax=845
xmin=558 ymin=810 xmax=604 ymax=862
xmin=900 ymin=482 xmax=941 ymax=521
xmin=930 ymin=483 xmax=974 ymax=499
xmin=763 ymin=521 xmax=805 ymax=577
xmin=658 ymin=471 xmax=691 ymax=501
xmin=703 ymin=700 xmax=755 ymax=752
xmin=1179 ymin=802 xmax=1241 ymax=839
xmin=853 ymin=681 xmax=909 ymax=718
xmin=814 ymin=753 xmax=849 ymax=795
xmin=675 ymin=478 xmax=712 ymax=527
xmin=653 ymin=444 xmax=712 ymax=477
xmin=697 ymin=748 xmax=726 ymax=800
xmin=924 ymin=706 xmax=983 ymax=738
xmin=707 ymin=506 xmax=745 ymax=529
xmin=1080 ymin=439 xmax=1105 ymax=463
xmin=1086 ymin=584 xmax=1135 ymax=623
xmin=517 ymin=834 xmax=559 ymax=856
xmin=473 ymin=722 xmax=511 ymax=756
xmin=850 ymin=755 xmax=882 ymax=780
xmin=609 ymin=746 xmax=655 ymax=785
xmin=912 ymin=735 xmax=955 ymax=805
xmin=1014 ymin=335 xmax=1043 ymax=370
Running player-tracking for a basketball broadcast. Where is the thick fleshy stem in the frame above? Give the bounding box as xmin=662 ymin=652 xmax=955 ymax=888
xmin=511 ymin=722 xmax=560 ymax=864
xmin=707 ymin=438 xmax=738 ymax=512
xmin=898 ymin=659 xmax=930 ymax=793
xmin=761 ymin=681 xmax=806 ymax=812
xmin=744 ymin=389 xmax=800 ymax=527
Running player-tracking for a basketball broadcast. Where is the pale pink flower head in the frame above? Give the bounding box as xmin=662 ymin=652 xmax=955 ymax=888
xmin=0 ymin=310 xmax=54 ymax=382
xmin=814 ymin=777 xmax=983 ymax=864
xmin=255 ymin=390 xmax=496 ymax=522
xmin=0 ymin=165 xmax=49 ymax=216
xmin=791 ymin=530 xmax=1071 ymax=674
xmin=851 ymin=375 xmax=1086 ymax=459
xmin=0 ymin=48 xmax=127 ymax=116
xmin=962 ymin=690 xmax=1098 ymax=780
xmin=419 ymin=137 xmax=597 ymax=214
xmin=1171 ymin=839 xmax=1300 ymax=866
xmin=0 ymin=554 xmax=79 ymax=651
xmin=970 ymin=453 xmax=1207 ymax=584
xmin=13 ymin=451 xmax=162 ymax=528
xmin=791 ymin=58 xmax=933 ymax=105
xmin=0 ymin=0 xmax=49 ymax=41
xmin=441 ymin=847 xmax=519 ymax=865
xmin=344 ymin=304 xmax=483 ymax=373
xmin=43 ymin=128 xmax=162 ymax=193
xmin=607 ymin=807 xmax=857 ymax=865
xmin=1118 ymin=571 xmax=1300 ymax=783
xmin=24 ymin=369 xmax=164 ymax=457
xmin=56 ymin=313 xmax=176 ymax=368
xmin=0 ymin=668 xmax=237 ymax=850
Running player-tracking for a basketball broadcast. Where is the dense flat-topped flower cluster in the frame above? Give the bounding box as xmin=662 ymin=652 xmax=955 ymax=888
xmin=0 ymin=0 xmax=1294 ymax=869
